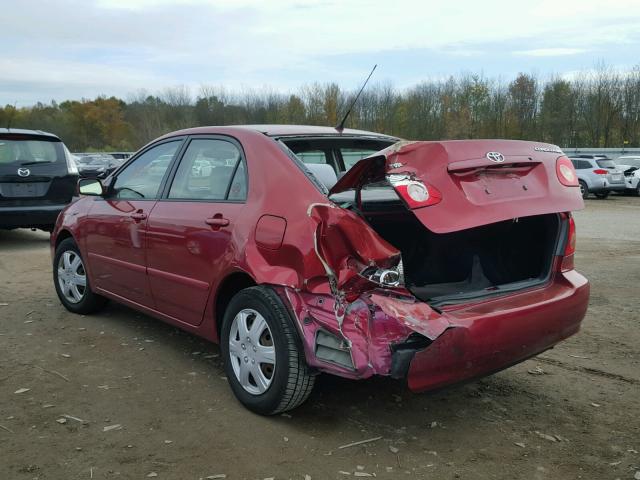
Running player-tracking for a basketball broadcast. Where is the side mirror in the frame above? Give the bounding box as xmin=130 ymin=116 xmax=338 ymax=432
xmin=78 ymin=178 xmax=104 ymax=196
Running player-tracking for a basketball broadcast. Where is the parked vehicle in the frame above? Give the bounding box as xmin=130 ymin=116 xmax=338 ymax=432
xmin=615 ymin=156 xmax=640 ymax=195
xmin=76 ymin=154 xmax=123 ymax=179
xmin=51 ymin=126 xmax=589 ymax=414
xmin=569 ymin=156 xmax=626 ymax=198
xmin=1 ymin=128 xmax=78 ymax=231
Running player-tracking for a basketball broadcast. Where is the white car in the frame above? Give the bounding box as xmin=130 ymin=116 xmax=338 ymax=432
xmin=615 ymin=156 xmax=640 ymax=195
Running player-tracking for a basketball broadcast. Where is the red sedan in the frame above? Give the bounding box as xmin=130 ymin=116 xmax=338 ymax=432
xmin=51 ymin=125 xmax=589 ymax=414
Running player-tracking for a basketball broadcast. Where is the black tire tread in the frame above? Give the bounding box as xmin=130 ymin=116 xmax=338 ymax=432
xmin=223 ymin=286 xmax=315 ymax=414
xmin=53 ymin=238 xmax=108 ymax=314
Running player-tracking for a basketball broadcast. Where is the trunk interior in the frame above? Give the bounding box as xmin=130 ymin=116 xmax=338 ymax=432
xmin=363 ymin=209 xmax=561 ymax=303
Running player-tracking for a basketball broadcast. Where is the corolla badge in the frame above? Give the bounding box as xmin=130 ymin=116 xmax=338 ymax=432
xmin=486 ymin=151 xmax=505 ymax=163
xmin=17 ymin=168 xmax=31 ymax=177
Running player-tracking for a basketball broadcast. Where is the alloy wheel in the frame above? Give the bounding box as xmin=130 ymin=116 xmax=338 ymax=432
xmin=228 ymin=308 xmax=276 ymax=395
xmin=57 ymin=250 xmax=87 ymax=304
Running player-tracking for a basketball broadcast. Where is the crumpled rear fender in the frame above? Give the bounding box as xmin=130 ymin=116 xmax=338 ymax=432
xmin=307 ymin=203 xmax=400 ymax=294
xmin=274 ymin=286 xmax=446 ymax=380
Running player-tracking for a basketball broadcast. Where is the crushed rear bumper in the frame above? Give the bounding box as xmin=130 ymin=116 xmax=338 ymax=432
xmin=282 ymin=268 xmax=589 ymax=392
xmin=404 ymin=270 xmax=589 ymax=392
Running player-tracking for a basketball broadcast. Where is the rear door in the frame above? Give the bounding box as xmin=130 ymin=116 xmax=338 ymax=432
xmin=145 ymin=136 xmax=247 ymax=326
xmin=330 ymin=140 xmax=584 ymax=234
xmin=84 ymin=139 xmax=183 ymax=307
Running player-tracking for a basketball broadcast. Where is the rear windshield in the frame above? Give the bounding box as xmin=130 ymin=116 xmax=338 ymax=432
xmin=596 ymin=159 xmax=616 ymax=169
xmin=0 ymin=137 xmax=64 ymax=166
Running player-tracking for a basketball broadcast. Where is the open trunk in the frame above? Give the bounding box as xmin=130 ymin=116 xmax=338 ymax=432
xmin=326 ymin=140 xmax=581 ymax=304
xmin=364 ymin=209 xmax=561 ymax=303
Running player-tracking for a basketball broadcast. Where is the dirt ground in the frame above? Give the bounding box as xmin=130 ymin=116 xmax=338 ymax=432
xmin=1 ymin=196 xmax=639 ymax=480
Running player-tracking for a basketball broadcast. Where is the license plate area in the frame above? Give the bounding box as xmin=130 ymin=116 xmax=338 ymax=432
xmin=0 ymin=182 xmax=47 ymax=198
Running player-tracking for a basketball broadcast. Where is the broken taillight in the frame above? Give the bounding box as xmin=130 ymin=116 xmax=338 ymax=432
xmin=561 ymin=215 xmax=576 ymax=272
xmin=387 ymin=174 xmax=442 ymax=208
xmin=555 ymin=156 xmax=579 ymax=187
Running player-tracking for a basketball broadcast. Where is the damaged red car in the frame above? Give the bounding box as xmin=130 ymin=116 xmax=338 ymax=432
xmin=51 ymin=125 xmax=589 ymax=414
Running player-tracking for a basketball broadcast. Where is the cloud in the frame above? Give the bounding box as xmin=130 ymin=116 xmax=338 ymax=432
xmin=514 ymin=48 xmax=588 ymax=57
xmin=1 ymin=0 xmax=639 ymax=105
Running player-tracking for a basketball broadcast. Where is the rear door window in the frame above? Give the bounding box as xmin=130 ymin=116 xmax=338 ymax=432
xmin=168 ymin=138 xmax=245 ymax=201
xmin=571 ymin=160 xmax=591 ymax=169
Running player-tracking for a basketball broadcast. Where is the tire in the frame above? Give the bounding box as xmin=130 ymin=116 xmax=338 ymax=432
xmin=595 ymin=192 xmax=610 ymax=199
xmin=53 ymin=238 xmax=108 ymax=314
xmin=579 ymin=181 xmax=589 ymax=199
xmin=220 ymin=286 xmax=315 ymax=415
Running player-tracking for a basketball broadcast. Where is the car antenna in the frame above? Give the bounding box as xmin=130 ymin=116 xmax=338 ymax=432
xmin=6 ymin=101 xmax=17 ymax=130
xmin=335 ymin=64 xmax=377 ymax=133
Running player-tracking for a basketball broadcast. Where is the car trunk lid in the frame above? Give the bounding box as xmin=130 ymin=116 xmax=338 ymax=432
xmin=329 ymin=140 xmax=584 ymax=233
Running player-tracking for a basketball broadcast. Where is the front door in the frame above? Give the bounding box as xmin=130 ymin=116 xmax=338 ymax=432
xmin=146 ymin=137 xmax=248 ymax=325
xmin=85 ymin=139 xmax=183 ymax=307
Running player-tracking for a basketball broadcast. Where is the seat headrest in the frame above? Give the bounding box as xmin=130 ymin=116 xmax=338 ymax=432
xmin=305 ymin=163 xmax=338 ymax=190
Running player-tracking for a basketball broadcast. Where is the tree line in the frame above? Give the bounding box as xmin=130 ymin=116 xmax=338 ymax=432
xmin=1 ymin=65 xmax=639 ymax=152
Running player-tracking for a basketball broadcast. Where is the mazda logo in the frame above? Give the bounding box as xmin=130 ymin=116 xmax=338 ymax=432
xmin=486 ymin=151 xmax=505 ymax=163
xmin=17 ymin=168 xmax=31 ymax=177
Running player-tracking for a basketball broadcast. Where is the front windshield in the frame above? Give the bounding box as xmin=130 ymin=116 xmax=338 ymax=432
xmin=0 ymin=137 xmax=63 ymax=165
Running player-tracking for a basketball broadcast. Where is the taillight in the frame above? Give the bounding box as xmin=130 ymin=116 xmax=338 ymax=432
xmin=387 ymin=174 xmax=442 ymax=208
xmin=592 ymin=169 xmax=608 ymax=175
xmin=555 ymin=156 xmax=578 ymax=186
xmin=561 ymin=215 xmax=576 ymax=272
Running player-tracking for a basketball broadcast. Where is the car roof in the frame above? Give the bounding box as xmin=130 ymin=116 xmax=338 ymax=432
xmin=0 ymin=127 xmax=60 ymax=140
xmin=167 ymin=124 xmax=399 ymax=141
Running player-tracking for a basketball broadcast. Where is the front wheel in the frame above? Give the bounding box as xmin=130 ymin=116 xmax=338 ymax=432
xmin=220 ymin=286 xmax=315 ymax=415
xmin=53 ymin=238 xmax=108 ymax=314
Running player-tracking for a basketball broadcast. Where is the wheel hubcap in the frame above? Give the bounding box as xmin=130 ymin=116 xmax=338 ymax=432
xmin=228 ymin=309 xmax=276 ymax=395
xmin=57 ymin=251 xmax=87 ymax=304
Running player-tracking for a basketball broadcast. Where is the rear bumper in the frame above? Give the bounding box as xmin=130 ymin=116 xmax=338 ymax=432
xmin=404 ymin=270 xmax=589 ymax=392
xmin=0 ymin=204 xmax=67 ymax=228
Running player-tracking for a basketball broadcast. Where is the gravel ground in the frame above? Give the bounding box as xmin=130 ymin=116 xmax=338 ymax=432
xmin=1 ymin=196 xmax=639 ymax=480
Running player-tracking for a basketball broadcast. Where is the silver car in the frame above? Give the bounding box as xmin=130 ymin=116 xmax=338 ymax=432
xmin=570 ymin=156 xmax=626 ymax=199
xmin=615 ymin=156 xmax=640 ymax=195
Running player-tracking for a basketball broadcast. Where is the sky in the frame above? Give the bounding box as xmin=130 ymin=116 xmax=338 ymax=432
xmin=1 ymin=0 xmax=639 ymax=106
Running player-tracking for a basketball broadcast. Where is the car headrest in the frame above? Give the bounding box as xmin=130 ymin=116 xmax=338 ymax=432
xmin=305 ymin=163 xmax=338 ymax=190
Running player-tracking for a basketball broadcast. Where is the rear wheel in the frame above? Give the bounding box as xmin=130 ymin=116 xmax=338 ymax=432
xmin=595 ymin=191 xmax=610 ymax=199
xmin=53 ymin=238 xmax=108 ymax=314
xmin=578 ymin=181 xmax=589 ymax=199
xmin=220 ymin=286 xmax=315 ymax=415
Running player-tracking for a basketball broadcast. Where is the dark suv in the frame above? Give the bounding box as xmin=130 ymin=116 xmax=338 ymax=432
xmin=0 ymin=128 xmax=78 ymax=232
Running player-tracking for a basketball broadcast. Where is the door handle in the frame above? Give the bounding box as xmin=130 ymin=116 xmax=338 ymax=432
xmin=205 ymin=216 xmax=230 ymax=227
xmin=131 ymin=211 xmax=147 ymax=221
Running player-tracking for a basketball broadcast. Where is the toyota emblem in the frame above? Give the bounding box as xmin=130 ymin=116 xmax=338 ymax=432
xmin=486 ymin=151 xmax=505 ymax=163
xmin=17 ymin=168 xmax=31 ymax=177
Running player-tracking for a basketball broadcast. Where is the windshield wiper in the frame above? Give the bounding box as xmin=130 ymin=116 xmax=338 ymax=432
xmin=19 ymin=160 xmax=54 ymax=166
